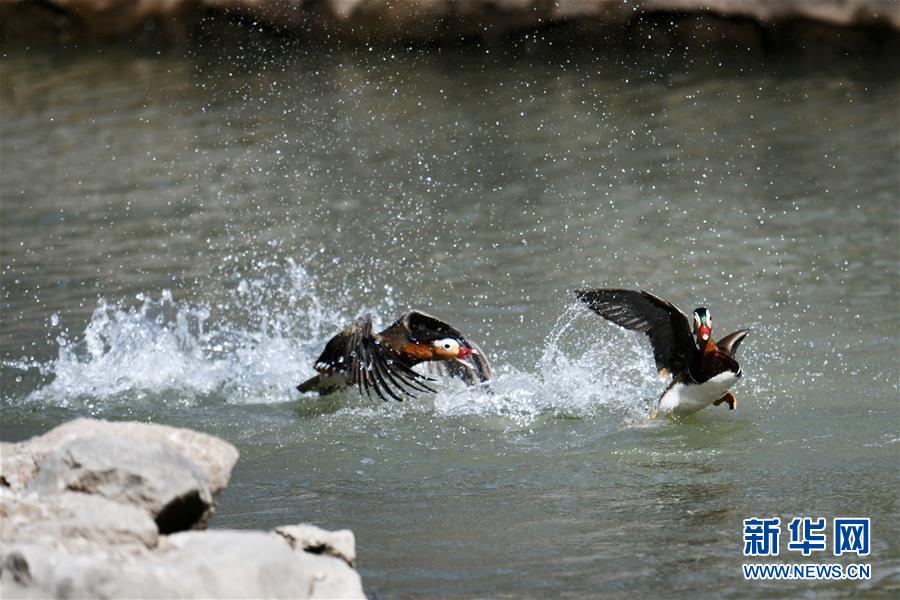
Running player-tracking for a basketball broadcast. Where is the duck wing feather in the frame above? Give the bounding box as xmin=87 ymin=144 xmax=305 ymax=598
xmin=717 ymin=329 xmax=750 ymax=357
xmin=575 ymin=288 xmax=698 ymax=377
xmin=310 ymin=314 xmax=436 ymax=401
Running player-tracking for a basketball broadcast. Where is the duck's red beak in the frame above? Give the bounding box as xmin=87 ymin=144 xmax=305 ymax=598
xmin=699 ymin=324 xmax=711 ymax=341
xmin=455 ymin=346 xmax=477 ymax=370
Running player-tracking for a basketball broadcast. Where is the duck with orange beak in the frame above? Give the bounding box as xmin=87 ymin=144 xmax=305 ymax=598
xmin=297 ymin=310 xmax=492 ymax=401
xmin=576 ymin=289 xmax=750 ymax=415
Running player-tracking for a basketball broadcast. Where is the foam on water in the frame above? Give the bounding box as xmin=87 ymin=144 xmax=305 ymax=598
xmin=7 ymin=259 xmax=766 ymax=421
xmin=431 ymin=306 xmax=659 ymax=421
xmin=12 ymin=259 xmax=342 ymax=407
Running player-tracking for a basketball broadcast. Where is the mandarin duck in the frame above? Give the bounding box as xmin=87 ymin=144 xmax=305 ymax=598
xmin=297 ymin=310 xmax=492 ymax=401
xmin=575 ymin=288 xmax=750 ymax=415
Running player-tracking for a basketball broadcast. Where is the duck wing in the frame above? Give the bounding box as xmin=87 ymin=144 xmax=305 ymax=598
xmin=381 ymin=310 xmax=467 ymax=341
xmin=381 ymin=310 xmax=493 ymax=389
xmin=310 ymin=314 xmax=436 ymax=402
xmin=575 ymin=288 xmax=698 ymax=377
xmin=717 ymin=329 xmax=750 ymax=357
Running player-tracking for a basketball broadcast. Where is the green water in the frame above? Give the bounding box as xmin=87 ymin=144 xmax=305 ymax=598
xmin=1 ymin=44 xmax=898 ymax=597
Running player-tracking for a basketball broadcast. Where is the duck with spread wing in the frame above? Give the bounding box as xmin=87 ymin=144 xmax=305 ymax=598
xmin=297 ymin=310 xmax=492 ymax=401
xmin=575 ymin=288 xmax=750 ymax=415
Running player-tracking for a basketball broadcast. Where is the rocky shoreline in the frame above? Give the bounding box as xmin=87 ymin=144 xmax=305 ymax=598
xmin=1 ymin=0 xmax=898 ymax=52
xmin=0 ymin=419 xmax=365 ymax=599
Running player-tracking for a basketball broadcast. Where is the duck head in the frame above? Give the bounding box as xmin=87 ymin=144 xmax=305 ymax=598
xmin=431 ymin=337 xmax=478 ymax=369
xmin=692 ymin=307 xmax=712 ymax=342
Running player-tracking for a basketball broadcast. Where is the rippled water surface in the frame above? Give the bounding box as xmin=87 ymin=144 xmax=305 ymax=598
xmin=2 ymin=44 xmax=898 ymax=597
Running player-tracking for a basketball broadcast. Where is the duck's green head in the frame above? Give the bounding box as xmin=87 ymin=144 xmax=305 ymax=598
xmin=692 ymin=307 xmax=712 ymax=341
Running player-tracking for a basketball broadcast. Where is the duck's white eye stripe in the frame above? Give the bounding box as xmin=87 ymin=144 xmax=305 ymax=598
xmin=434 ymin=337 xmax=458 ymax=351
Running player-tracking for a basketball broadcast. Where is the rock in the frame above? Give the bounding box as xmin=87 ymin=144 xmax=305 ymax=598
xmin=27 ymin=435 xmax=213 ymax=533
xmin=1 ymin=551 xmax=32 ymax=586
xmin=2 ymin=418 xmax=237 ymax=532
xmin=274 ymin=523 xmax=357 ymax=567
xmin=0 ymin=443 xmax=37 ymax=491
xmin=1 ymin=418 xmax=238 ymax=499
xmin=0 ymin=0 xmax=897 ymax=47
xmin=1 ymin=530 xmax=365 ymax=599
xmin=0 ymin=420 xmax=366 ymax=598
xmin=0 ymin=489 xmax=158 ymax=550
xmin=150 ymin=530 xmax=366 ymax=600
xmin=1 ymin=543 xmax=153 ymax=600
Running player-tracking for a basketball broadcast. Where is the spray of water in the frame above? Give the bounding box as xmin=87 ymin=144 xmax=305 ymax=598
xmin=7 ymin=258 xmax=775 ymax=422
xmin=14 ymin=260 xmax=339 ymax=407
xmin=430 ymin=304 xmax=659 ymax=422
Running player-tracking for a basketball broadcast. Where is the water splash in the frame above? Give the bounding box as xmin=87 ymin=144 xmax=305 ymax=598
xmin=14 ymin=260 xmax=344 ymax=407
xmin=6 ymin=259 xmax=775 ymax=422
xmin=432 ymin=304 xmax=659 ymax=422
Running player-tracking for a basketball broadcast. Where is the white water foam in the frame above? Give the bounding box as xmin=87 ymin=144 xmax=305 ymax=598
xmin=16 ymin=260 xmax=348 ymax=407
xmin=431 ymin=305 xmax=660 ymax=421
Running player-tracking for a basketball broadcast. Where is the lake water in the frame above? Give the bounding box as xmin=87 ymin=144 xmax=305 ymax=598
xmin=1 ymin=43 xmax=898 ymax=597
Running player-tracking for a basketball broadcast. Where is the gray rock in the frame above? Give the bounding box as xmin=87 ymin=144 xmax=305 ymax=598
xmin=0 ymin=420 xmax=366 ymax=599
xmin=1 ymin=547 xmax=52 ymax=600
xmin=0 ymin=489 xmax=158 ymax=550
xmin=1 ymin=530 xmax=365 ymax=600
xmin=274 ymin=523 xmax=357 ymax=567
xmin=0 ymin=442 xmax=37 ymax=491
xmin=27 ymin=434 xmax=213 ymax=533
xmin=1 ymin=543 xmax=151 ymax=600
xmin=1 ymin=419 xmax=238 ymax=530
xmin=1 ymin=418 xmax=239 ymax=496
